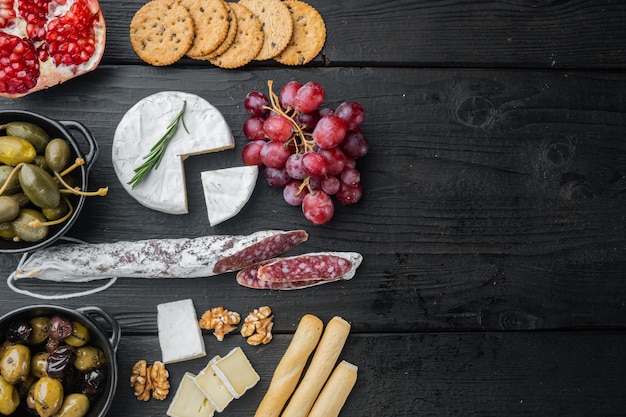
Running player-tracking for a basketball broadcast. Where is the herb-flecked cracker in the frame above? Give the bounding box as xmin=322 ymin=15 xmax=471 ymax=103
xmin=181 ymin=0 xmax=230 ymax=58
xmin=130 ymin=0 xmax=194 ymax=66
xmin=274 ymin=0 xmax=326 ymax=65
xmin=203 ymin=2 xmax=238 ymax=60
xmin=209 ymin=2 xmax=264 ymax=68
xmin=238 ymin=0 xmax=293 ymax=61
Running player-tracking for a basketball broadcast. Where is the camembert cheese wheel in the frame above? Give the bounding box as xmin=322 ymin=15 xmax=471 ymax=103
xmin=113 ymin=91 xmax=235 ymax=214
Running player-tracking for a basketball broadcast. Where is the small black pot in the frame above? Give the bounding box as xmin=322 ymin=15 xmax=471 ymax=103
xmin=0 ymin=304 xmax=120 ymax=417
xmin=0 ymin=110 xmax=98 ymax=254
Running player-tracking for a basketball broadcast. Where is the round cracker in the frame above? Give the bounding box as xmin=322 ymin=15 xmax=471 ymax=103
xmin=181 ymin=0 xmax=230 ymax=58
xmin=238 ymin=0 xmax=293 ymax=61
xmin=274 ymin=0 xmax=326 ymax=65
xmin=209 ymin=2 xmax=264 ymax=68
xmin=130 ymin=0 xmax=194 ymax=66
xmin=203 ymin=2 xmax=238 ymax=60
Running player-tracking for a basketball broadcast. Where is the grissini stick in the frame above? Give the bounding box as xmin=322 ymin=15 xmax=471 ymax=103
xmin=254 ymin=314 xmax=324 ymax=417
xmin=281 ymin=316 xmax=351 ymax=417
xmin=307 ymin=360 xmax=358 ymax=417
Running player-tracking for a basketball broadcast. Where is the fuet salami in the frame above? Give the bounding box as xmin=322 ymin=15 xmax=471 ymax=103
xmin=11 ymin=230 xmax=308 ymax=282
xmin=236 ymin=252 xmax=363 ymax=290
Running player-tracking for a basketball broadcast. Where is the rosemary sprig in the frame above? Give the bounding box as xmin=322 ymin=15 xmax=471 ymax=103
xmin=127 ymin=101 xmax=189 ymax=189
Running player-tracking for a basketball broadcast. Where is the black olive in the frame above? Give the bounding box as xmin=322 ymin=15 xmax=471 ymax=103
xmin=46 ymin=346 xmax=74 ymax=379
xmin=45 ymin=336 xmax=60 ymax=353
xmin=83 ymin=367 xmax=106 ymax=396
xmin=6 ymin=320 xmax=32 ymax=343
xmin=48 ymin=315 xmax=72 ymax=340
xmin=62 ymin=364 xmax=82 ymax=394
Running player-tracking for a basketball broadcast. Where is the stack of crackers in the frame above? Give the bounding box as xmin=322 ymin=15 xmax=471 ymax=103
xmin=130 ymin=0 xmax=326 ymax=68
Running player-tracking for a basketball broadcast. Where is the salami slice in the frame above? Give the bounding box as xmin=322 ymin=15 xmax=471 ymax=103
xmin=12 ymin=230 xmax=308 ymax=282
xmin=213 ymin=229 xmax=308 ymax=274
xmin=257 ymin=252 xmax=362 ymax=283
xmin=236 ymin=260 xmax=342 ymax=290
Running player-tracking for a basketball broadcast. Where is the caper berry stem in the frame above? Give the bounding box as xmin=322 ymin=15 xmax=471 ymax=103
xmin=59 ymin=157 xmax=85 ymax=178
xmin=28 ymin=197 xmax=74 ymax=228
xmin=55 ymin=172 xmax=109 ymax=197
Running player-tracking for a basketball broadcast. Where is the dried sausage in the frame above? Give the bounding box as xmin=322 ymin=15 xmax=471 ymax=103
xmin=257 ymin=252 xmax=362 ymax=282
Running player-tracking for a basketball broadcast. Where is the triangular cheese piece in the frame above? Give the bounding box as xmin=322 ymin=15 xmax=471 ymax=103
xmin=201 ymin=165 xmax=258 ymax=226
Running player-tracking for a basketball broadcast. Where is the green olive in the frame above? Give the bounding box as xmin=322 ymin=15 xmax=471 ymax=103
xmin=64 ymin=321 xmax=90 ymax=347
xmin=0 ymin=343 xmax=31 ymax=384
xmin=11 ymin=208 xmax=49 ymax=243
xmin=18 ymin=163 xmax=60 ymax=209
xmin=0 ymin=342 xmax=14 ymax=360
xmin=42 ymin=199 xmax=70 ymax=221
xmin=54 ymin=393 xmax=90 ymax=417
xmin=0 ymin=195 xmax=19 ymax=223
xmin=32 ymin=377 xmax=64 ymax=417
xmin=31 ymin=351 xmax=49 ymax=378
xmin=74 ymin=346 xmax=105 ymax=371
xmin=0 ymin=136 xmax=37 ymax=166
xmin=0 ymin=165 xmax=21 ymax=195
xmin=0 ymin=375 xmax=20 ymax=415
xmin=5 ymin=121 xmax=50 ymax=154
xmin=29 ymin=316 xmax=50 ymax=345
xmin=45 ymin=138 xmax=72 ymax=174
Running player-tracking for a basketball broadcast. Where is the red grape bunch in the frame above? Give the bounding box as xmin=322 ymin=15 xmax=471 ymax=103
xmin=241 ymin=80 xmax=368 ymax=225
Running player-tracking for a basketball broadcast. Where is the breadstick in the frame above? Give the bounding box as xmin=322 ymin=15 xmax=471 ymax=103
xmin=307 ymin=361 xmax=358 ymax=417
xmin=281 ymin=316 xmax=351 ymax=417
xmin=254 ymin=314 xmax=324 ymax=417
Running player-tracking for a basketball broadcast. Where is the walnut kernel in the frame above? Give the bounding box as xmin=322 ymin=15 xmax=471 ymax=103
xmin=241 ymin=306 xmax=274 ymax=346
xmin=149 ymin=360 xmax=170 ymax=400
xmin=130 ymin=360 xmax=151 ymax=401
xmin=199 ymin=306 xmax=241 ymax=341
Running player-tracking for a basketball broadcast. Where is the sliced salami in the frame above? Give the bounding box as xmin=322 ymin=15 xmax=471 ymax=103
xmin=257 ymin=252 xmax=362 ymax=283
xmin=213 ymin=229 xmax=308 ymax=274
xmin=236 ymin=259 xmax=345 ymax=290
xmin=13 ymin=230 xmax=308 ymax=282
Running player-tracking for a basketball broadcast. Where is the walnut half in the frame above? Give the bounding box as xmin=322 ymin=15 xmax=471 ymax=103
xmin=130 ymin=360 xmax=151 ymax=401
xmin=241 ymin=306 xmax=274 ymax=346
xmin=149 ymin=361 xmax=170 ymax=400
xmin=130 ymin=359 xmax=170 ymax=401
xmin=199 ymin=306 xmax=241 ymax=341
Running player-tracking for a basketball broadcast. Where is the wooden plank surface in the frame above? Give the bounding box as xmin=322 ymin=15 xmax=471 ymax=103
xmin=1 ymin=0 xmax=626 ymax=416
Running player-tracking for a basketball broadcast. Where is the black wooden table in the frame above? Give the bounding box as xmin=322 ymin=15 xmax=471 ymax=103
xmin=1 ymin=1 xmax=626 ymax=416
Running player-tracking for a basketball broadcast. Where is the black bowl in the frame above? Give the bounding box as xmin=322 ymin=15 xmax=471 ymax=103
xmin=0 ymin=304 xmax=120 ymax=417
xmin=0 ymin=110 xmax=98 ymax=254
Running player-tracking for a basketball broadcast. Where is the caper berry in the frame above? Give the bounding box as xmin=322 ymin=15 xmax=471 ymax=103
xmin=0 ymin=136 xmax=37 ymax=166
xmin=45 ymin=138 xmax=72 ymax=174
xmin=42 ymin=199 xmax=70 ymax=221
xmin=0 ymin=165 xmax=20 ymax=195
xmin=0 ymin=195 xmax=20 ymax=223
xmin=0 ymin=222 xmax=14 ymax=240
xmin=18 ymin=163 xmax=60 ymax=209
xmin=11 ymin=208 xmax=49 ymax=243
xmin=5 ymin=121 xmax=50 ymax=154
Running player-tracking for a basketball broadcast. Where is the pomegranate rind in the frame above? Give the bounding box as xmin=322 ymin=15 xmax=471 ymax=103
xmin=0 ymin=0 xmax=106 ymax=99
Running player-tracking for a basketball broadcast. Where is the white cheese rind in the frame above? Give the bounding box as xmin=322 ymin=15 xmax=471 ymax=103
xmin=193 ymin=356 xmax=235 ymax=412
xmin=211 ymin=346 xmax=260 ymax=399
xmin=167 ymin=373 xmax=215 ymax=417
xmin=157 ymin=299 xmax=206 ymax=364
xmin=201 ymin=165 xmax=258 ymax=226
xmin=113 ymin=91 xmax=235 ymax=214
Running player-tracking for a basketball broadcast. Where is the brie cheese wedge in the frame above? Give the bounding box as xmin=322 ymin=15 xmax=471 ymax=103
xmin=113 ymin=91 xmax=235 ymax=214
xmin=201 ymin=165 xmax=258 ymax=226
xmin=157 ymin=299 xmax=206 ymax=364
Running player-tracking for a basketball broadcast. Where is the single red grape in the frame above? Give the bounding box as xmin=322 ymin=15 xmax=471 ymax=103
xmin=279 ymin=80 xmax=302 ymax=110
xmin=263 ymin=114 xmax=293 ymax=142
xmin=264 ymin=167 xmax=291 ymax=187
xmin=318 ymin=147 xmax=346 ymax=176
xmin=294 ymin=110 xmax=320 ymax=131
xmin=260 ymin=141 xmax=291 ymax=168
xmin=285 ymin=153 xmax=308 ymax=180
xmin=302 ymin=191 xmax=334 ymax=224
xmin=340 ymin=130 xmax=369 ymax=159
xmin=336 ymin=182 xmax=362 ymax=205
xmin=302 ymin=152 xmax=329 ymax=177
xmin=244 ymin=91 xmax=269 ymax=116
xmin=243 ymin=116 xmax=266 ymax=140
xmin=335 ymin=101 xmax=365 ymax=130
xmin=293 ymin=82 xmax=325 ymax=113
xmin=341 ymin=167 xmax=361 ymax=186
xmin=321 ymin=175 xmax=340 ymax=195
xmin=283 ymin=180 xmax=307 ymax=206
xmin=313 ymin=115 xmax=347 ymax=149
xmin=241 ymin=140 xmax=265 ymax=166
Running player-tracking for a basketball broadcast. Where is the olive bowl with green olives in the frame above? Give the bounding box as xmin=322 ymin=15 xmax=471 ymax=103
xmin=0 ymin=110 xmax=98 ymax=254
xmin=0 ymin=305 xmax=120 ymax=417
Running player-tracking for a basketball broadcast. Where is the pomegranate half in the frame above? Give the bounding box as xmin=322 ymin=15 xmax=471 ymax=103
xmin=0 ymin=0 xmax=106 ymax=98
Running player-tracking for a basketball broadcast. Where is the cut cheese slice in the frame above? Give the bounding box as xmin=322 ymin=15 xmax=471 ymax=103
xmin=211 ymin=346 xmax=260 ymax=398
xmin=113 ymin=91 xmax=235 ymax=214
xmin=201 ymin=165 xmax=258 ymax=226
xmin=193 ymin=356 xmax=235 ymax=412
xmin=157 ymin=299 xmax=206 ymax=364
xmin=167 ymin=372 xmax=216 ymax=417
